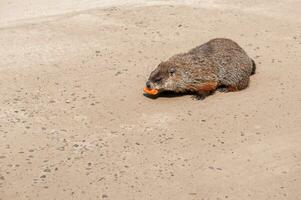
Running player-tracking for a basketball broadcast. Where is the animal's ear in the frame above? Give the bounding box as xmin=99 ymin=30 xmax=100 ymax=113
xmin=169 ymin=67 xmax=176 ymax=75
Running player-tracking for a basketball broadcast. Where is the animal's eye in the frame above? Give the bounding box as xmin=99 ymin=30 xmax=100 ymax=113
xmin=169 ymin=67 xmax=176 ymax=75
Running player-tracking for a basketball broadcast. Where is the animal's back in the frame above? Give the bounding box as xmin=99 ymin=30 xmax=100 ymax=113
xmin=187 ymin=38 xmax=255 ymax=90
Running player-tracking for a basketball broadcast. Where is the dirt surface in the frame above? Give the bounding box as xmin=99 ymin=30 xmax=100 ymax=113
xmin=0 ymin=1 xmax=301 ymax=199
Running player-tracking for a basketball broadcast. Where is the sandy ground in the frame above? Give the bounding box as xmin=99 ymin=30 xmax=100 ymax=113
xmin=1 ymin=0 xmax=301 ymax=199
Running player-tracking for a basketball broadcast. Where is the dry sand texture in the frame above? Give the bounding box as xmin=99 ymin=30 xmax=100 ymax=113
xmin=0 ymin=0 xmax=301 ymax=199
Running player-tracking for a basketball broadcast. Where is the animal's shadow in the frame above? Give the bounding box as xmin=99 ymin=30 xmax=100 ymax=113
xmin=143 ymin=91 xmax=206 ymax=100
xmin=143 ymin=86 xmax=228 ymax=100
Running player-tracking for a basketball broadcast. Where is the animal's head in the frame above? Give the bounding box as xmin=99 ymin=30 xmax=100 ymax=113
xmin=145 ymin=61 xmax=187 ymax=95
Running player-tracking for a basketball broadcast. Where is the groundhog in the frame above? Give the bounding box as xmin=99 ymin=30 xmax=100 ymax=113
xmin=144 ymin=38 xmax=256 ymax=98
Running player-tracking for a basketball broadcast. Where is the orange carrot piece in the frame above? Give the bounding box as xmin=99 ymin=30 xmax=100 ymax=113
xmin=143 ymin=87 xmax=158 ymax=95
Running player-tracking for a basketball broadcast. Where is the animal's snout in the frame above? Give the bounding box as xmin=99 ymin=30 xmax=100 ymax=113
xmin=146 ymin=80 xmax=152 ymax=88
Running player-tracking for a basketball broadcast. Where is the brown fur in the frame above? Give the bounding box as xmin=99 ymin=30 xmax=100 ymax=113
xmin=198 ymin=81 xmax=218 ymax=93
xmin=145 ymin=38 xmax=255 ymax=97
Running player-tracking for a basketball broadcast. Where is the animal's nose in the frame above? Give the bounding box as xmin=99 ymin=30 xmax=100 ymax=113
xmin=146 ymin=81 xmax=151 ymax=88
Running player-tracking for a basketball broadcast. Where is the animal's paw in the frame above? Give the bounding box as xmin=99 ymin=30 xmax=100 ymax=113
xmin=217 ymin=85 xmax=237 ymax=93
xmin=192 ymin=94 xmax=206 ymax=100
xmin=217 ymin=87 xmax=229 ymax=93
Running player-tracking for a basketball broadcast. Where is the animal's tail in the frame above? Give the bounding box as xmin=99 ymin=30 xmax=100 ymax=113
xmin=251 ymin=59 xmax=256 ymax=75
